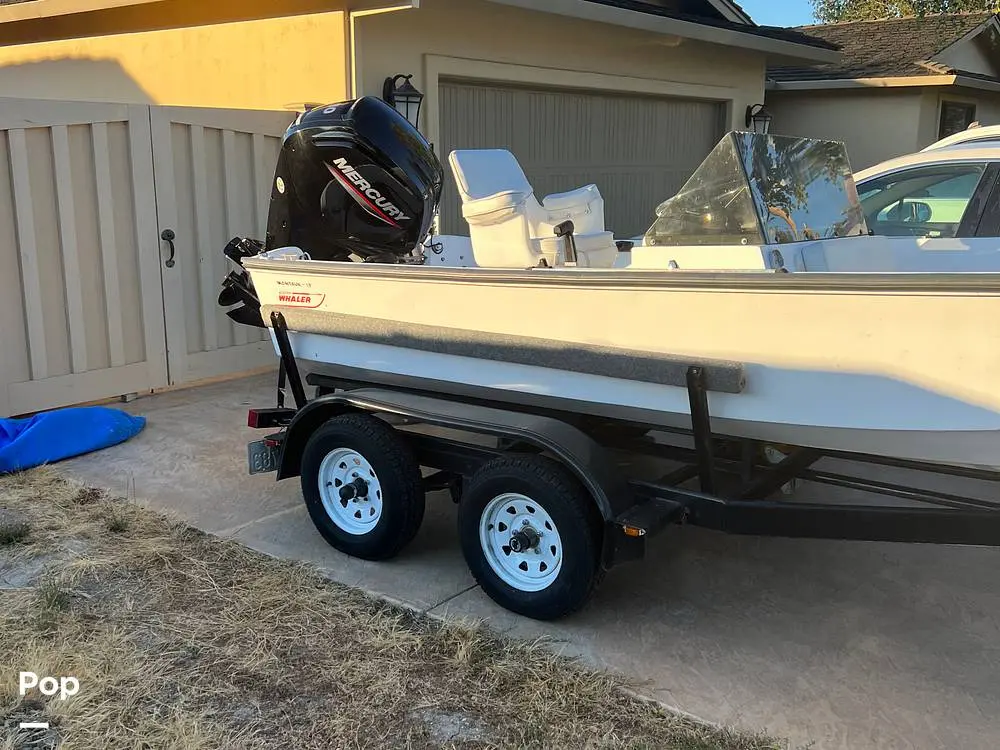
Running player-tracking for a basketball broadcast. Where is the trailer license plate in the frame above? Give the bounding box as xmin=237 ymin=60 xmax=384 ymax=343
xmin=247 ymin=440 xmax=279 ymax=475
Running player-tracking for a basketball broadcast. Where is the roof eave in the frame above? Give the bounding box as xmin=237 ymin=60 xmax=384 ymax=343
xmin=484 ymin=0 xmax=841 ymax=63
xmin=0 ymin=0 xmax=405 ymax=24
xmin=769 ymin=73 xmax=1000 ymax=93
xmin=954 ymin=73 xmax=1000 ymax=93
xmin=0 ymin=0 xmax=161 ymax=23
xmin=768 ymin=75 xmax=957 ymax=91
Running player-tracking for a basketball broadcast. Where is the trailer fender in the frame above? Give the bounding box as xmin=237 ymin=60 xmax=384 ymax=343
xmin=275 ymin=399 xmax=365 ymax=481
xmin=275 ymin=389 xmax=633 ymax=523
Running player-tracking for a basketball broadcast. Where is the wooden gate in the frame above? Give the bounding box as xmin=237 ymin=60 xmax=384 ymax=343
xmin=0 ymin=99 xmax=295 ymax=416
xmin=0 ymin=99 xmax=168 ymax=416
xmin=150 ymin=106 xmax=294 ymax=386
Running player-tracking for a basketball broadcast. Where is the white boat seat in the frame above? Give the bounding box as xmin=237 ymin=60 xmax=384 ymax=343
xmin=461 ymin=190 xmax=531 ymax=223
xmin=542 ymin=184 xmax=602 ymax=214
xmin=449 ymin=148 xmax=612 ymax=268
xmin=449 ymin=149 xmax=529 ymax=199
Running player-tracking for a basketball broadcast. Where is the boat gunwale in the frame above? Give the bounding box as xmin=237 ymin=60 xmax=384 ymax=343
xmin=241 ymin=258 xmax=1000 ymax=294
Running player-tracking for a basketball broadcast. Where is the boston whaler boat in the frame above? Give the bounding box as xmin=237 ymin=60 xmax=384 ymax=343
xmin=220 ymin=96 xmax=1000 ymax=620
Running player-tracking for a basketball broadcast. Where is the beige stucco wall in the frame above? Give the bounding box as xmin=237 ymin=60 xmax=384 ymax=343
xmin=965 ymin=91 xmax=1000 ymax=126
xmin=769 ymin=84 xmax=1000 ymax=171
xmin=926 ymin=85 xmax=1000 ymax=135
xmin=916 ymin=88 xmax=944 ymax=146
xmin=353 ymin=0 xmax=766 ymax=143
xmin=0 ymin=10 xmax=348 ymax=110
xmin=767 ymin=89 xmax=927 ymax=171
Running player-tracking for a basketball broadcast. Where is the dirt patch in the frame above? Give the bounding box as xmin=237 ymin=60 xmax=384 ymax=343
xmin=415 ymin=708 xmax=491 ymax=745
xmin=0 ymin=508 xmax=30 ymax=546
xmin=0 ymin=469 xmax=788 ymax=749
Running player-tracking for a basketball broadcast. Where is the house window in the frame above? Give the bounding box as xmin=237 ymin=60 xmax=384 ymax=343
xmin=939 ymin=101 xmax=977 ymax=139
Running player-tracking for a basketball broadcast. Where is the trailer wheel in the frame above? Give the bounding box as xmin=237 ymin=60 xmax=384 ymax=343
xmin=458 ymin=455 xmax=603 ymax=620
xmin=300 ymin=413 xmax=424 ymax=561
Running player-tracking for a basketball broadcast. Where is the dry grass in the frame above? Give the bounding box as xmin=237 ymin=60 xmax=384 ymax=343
xmin=0 ymin=469 xmax=787 ymax=750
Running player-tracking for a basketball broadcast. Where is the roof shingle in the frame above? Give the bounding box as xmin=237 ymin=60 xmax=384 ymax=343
xmin=769 ymin=11 xmax=995 ymax=82
xmin=584 ymin=0 xmax=840 ymax=50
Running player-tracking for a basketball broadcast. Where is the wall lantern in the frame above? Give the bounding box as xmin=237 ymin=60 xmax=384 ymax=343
xmin=745 ymin=103 xmax=773 ymax=134
xmin=382 ymin=74 xmax=425 ymax=130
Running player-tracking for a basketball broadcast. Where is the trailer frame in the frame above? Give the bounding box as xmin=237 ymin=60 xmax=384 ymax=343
xmin=245 ymin=311 xmax=1000 ymax=615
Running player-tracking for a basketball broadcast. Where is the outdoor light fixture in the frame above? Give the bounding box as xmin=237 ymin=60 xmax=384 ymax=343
xmin=382 ymin=74 xmax=425 ymax=130
xmin=745 ymin=103 xmax=773 ymax=134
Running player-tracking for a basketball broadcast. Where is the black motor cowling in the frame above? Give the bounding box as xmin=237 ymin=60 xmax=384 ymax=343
xmin=218 ymin=96 xmax=445 ymax=327
xmin=266 ymin=96 xmax=444 ymax=262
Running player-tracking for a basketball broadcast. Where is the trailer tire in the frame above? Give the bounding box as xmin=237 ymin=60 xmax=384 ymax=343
xmin=300 ymin=413 xmax=424 ymax=561
xmin=459 ymin=455 xmax=603 ymax=620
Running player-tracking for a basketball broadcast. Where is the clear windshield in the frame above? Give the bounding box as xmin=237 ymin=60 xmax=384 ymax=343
xmin=644 ymin=132 xmax=868 ymax=246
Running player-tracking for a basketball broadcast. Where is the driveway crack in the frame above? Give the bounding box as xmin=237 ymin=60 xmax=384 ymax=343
xmin=423 ymin=583 xmax=480 ymax=615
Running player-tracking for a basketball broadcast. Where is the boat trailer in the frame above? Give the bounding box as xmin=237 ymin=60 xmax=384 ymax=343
xmin=245 ymin=311 xmax=1000 ymax=620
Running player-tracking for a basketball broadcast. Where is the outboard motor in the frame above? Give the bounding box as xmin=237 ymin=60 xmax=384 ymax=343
xmin=218 ymin=96 xmax=445 ymax=326
xmin=267 ymin=96 xmax=444 ymax=261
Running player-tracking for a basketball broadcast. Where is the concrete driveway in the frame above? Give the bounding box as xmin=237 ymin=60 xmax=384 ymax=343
xmin=59 ymin=373 xmax=1000 ymax=750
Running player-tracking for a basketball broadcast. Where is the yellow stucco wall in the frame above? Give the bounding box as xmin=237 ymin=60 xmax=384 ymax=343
xmin=0 ymin=10 xmax=348 ymax=110
xmin=353 ymin=0 xmax=766 ymax=141
xmin=0 ymin=0 xmax=350 ymax=46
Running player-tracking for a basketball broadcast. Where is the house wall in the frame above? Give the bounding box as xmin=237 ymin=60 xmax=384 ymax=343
xmin=915 ymin=88 xmax=946 ymax=148
xmin=353 ymin=0 xmax=766 ymax=142
xmin=963 ymin=89 xmax=1000 ymax=126
xmin=767 ymin=89 xmax=927 ymax=171
xmin=922 ymin=85 xmax=1000 ymax=139
xmin=0 ymin=0 xmax=351 ymax=45
xmin=0 ymin=10 xmax=348 ymax=110
xmin=770 ymin=83 xmax=1000 ymax=171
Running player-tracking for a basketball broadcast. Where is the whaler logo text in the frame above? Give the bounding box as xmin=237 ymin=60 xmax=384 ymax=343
xmin=327 ymin=158 xmax=409 ymax=226
xmin=277 ymin=293 xmax=325 ymax=308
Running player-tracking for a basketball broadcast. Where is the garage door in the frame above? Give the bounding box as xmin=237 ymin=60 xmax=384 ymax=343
xmin=437 ymin=80 xmax=726 ymax=238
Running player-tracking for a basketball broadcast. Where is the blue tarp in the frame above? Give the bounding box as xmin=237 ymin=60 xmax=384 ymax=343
xmin=0 ymin=407 xmax=146 ymax=474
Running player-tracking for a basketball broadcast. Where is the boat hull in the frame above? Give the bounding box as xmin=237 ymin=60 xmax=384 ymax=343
xmin=244 ymin=259 xmax=1000 ymax=469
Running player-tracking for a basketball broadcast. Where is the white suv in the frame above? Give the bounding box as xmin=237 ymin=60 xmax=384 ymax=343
xmin=854 ymin=126 xmax=1000 ymax=243
xmin=919 ymin=124 xmax=1000 ymax=151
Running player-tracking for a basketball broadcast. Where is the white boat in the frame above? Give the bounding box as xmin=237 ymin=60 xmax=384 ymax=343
xmin=219 ymin=96 xmax=1000 ymax=471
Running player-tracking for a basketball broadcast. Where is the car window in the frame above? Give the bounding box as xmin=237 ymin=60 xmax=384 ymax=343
xmin=858 ymin=163 xmax=986 ymax=238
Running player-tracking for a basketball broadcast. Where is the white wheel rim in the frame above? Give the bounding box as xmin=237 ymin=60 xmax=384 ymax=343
xmin=479 ymin=493 xmax=563 ymax=592
xmin=318 ymin=448 xmax=383 ymax=536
